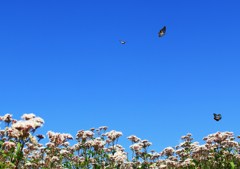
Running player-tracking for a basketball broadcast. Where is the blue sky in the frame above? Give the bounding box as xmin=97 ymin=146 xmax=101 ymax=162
xmin=0 ymin=1 xmax=240 ymax=152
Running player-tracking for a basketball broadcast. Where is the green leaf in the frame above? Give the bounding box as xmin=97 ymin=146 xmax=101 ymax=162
xmin=230 ymin=161 xmax=235 ymax=169
xmin=17 ymin=142 xmax=21 ymax=151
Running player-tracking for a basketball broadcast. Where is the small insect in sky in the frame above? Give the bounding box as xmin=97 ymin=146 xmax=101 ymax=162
xmin=158 ymin=26 xmax=166 ymax=37
xmin=119 ymin=40 xmax=126 ymax=45
xmin=213 ymin=113 xmax=222 ymax=121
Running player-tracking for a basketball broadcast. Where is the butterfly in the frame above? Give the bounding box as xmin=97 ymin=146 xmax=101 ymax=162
xmin=119 ymin=40 xmax=126 ymax=44
xmin=213 ymin=113 xmax=222 ymax=121
xmin=158 ymin=26 xmax=166 ymax=37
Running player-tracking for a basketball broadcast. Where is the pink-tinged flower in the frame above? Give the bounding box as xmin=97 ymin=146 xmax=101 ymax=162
xmin=11 ymin=119 xmax=17 ymax=124
xmin=127 ymin=135 xmax=141 ymax=143
xmin=71 ymin=156 xmax=85 ymax=163
xmin=76 ymin=130 xmax=84 ymax=138
xmin=47 ymin=131 xmax=73 ymax=146
xmin=33 ymin=117 xmax=44 ymax=124
xmin=83 ymin=130 xmax=94 ymax=138
xmin=159 ymin=164 xmax=167 ymax=169
xmin=21 ymin=113 xmax=36 ymax=120
xmin=130 ymin=142 xmax=143 ymax=151
xmin=115 ymin=144 xmax=125 ymax=151
xmin=62 ymin=141 xmax=70 ymax=147
xmin=2 ymin=141 xmax=16 ymax=150
xmin=46 ymin=142 xmax=55 ymax=148
xmin=149 ymin=163 xmax=158 ymax=169
xmin=92 ymin=137 xmax=106 ymax=149
xmin=181 ymin=158 xmax=195 ymax=167
xmin=11 ymin=116 xmax=44 ymax=136
xmin=30 ymin=117 xmax=44 ymax=129
xmin=23 ymin=148 xmax=30 ymax=155
xmin=141 ymin=139 xmax=152 ymax=147
xmin=11 ymin=121 xmax=35 ymax=138
xmin=25 ymin=161 xmax=33 ymax=167
xmin=72 ymin=143 xmax=81 ymax=151
xmin=60 ymin=149 xmax=70 ymax=156
xmin=12 ymin=121 xmax=26 ymax=130
xmin=165 ymin=159 xmax=177 ymax=166
xmin=99 ymin=126 xmax=108 ymax=131
xmin=76 ymin=130 xmax=94 ymax=140
xmin=89 ymin=158 xmax=96 ymax=164
xmin=150 ymin=152 xmax=161 ymax=160
xmin=160 ymin=147 xmax=175 ymax=157
xmin=234 ymin=154 xmax=240 ymax=160
xmin=181 ymin=133 xmax=193 ymax=142
xmin=51 ymin=156 xmax=59 ymax=162
xmin=109 ymin=150 xmax=127 ymax=164
xmin=66 ymin=133 xmax=73 ymax=139
xmin=39 ymin=160 xmax=45 ymax=165
xmin=84 ymin=140 xmax=93 ymax=147
xmin=103 ymin=148 xmax=112 ymax=153
xmin=0 ymin=114 xmax=12 ymax=123
xmin=105 ymin=130 xmax=123 ymax=141
xmin=106 ymin=139 xmax=112 ymax=144
xmin=7 ymin=127 xmax=22 ymax=138
xmin=79 ymin=156 xmax=85 ymax=162
xmin=0 ymin=130 xmax=5 ymax=137
xmin=29 ymin=135 xmax=38 ymax=145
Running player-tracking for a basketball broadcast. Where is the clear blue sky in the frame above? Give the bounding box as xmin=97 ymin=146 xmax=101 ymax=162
xmin=0 ymin=1 xmax=240 ymax=152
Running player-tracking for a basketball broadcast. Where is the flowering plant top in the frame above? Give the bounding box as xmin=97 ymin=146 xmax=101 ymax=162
xmin=0 ymin=113 xmax=240 ymax=169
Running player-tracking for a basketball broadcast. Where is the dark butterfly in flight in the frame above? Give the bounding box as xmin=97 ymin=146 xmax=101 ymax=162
xmin=213 ymin=113 xmax=222 ymax=121
xmin=158 ymin=26 xmax=166 ymax=37
xmin=120 ymin=40 xmax=126 ymax=44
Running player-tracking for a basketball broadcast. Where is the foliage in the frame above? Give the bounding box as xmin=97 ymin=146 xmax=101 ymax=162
xmin=0 ymin=113 xmax=240 ymax=169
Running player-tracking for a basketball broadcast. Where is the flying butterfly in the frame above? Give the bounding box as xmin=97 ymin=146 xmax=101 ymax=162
xmin=213 ymin=113 xmax=222 ymax=121
xmin=119 ymin=40 xmax=126 ymax=45
xmin=158 ymin=26 xmax=166 ymax=37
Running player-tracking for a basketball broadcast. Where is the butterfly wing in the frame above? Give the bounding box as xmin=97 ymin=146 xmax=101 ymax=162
xmin=218 ymin=114 xmax=222 ymax=120
xmin=120 ymin=40 xmax=126 ymax=44
xmin=159 ymin=26 xmax=166 ymax=37
xmin=213 ymin=113 xmax=222 ymax=121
